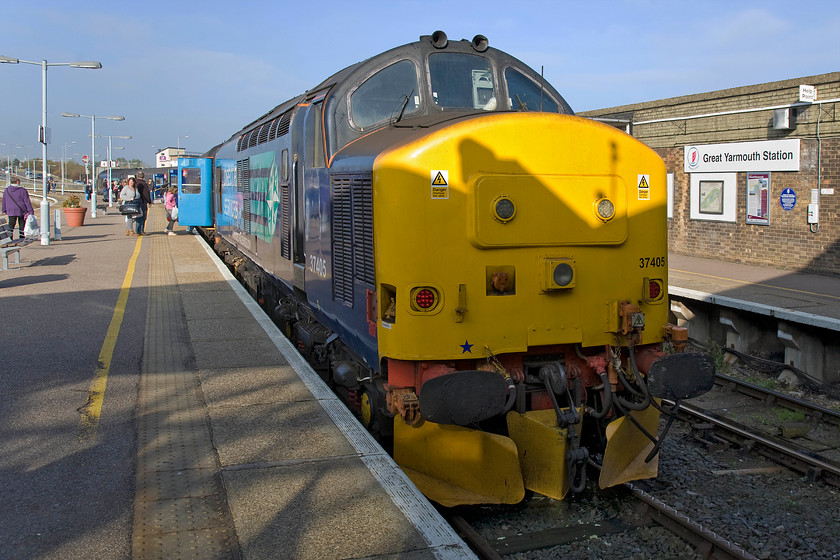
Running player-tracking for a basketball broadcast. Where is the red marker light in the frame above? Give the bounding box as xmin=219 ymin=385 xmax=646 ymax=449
xmin=649 ymin=280 xmax=661 ymax=300
xmin=415 ymin=288 xmax=436 ymax=309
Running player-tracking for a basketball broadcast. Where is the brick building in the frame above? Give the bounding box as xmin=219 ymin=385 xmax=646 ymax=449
xmin=581 ymin=72 xmax=840 ymax=276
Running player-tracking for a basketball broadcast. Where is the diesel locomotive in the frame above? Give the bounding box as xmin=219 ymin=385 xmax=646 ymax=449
xmin=177 ymin=31 xmax=715 ymax=506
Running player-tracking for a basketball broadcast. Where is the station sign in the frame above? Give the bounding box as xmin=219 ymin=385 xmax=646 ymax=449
xmin=799 ymin=85 xmax=817 ymax=103
xmin=685 ymin=139 xmax=800 ymax=173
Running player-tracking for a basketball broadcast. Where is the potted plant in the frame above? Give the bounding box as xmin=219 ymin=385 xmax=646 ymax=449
xmin=61 ymin=194 xmax=87 ymax=227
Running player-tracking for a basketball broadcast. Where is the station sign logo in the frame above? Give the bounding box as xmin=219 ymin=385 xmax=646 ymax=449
xmin=686 ymin=147 xmax=699 ymax=170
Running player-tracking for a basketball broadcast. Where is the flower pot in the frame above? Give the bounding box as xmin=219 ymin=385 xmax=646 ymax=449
xmin=62 ymin=207 xmax=88 ymax=227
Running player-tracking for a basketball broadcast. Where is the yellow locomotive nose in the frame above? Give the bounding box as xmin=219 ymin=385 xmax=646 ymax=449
xmin=374 ymin=112 xmax=671 ymax=505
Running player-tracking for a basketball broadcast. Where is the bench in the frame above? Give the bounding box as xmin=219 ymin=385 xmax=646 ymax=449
xmin=0 ymin=218 xmax=34 ymax=270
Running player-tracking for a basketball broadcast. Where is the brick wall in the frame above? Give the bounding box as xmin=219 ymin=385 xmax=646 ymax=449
xmin=581 ymin=73 xmax=840 ymax=275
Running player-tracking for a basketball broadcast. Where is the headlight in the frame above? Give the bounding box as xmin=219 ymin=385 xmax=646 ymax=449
xmin=595 ymin=197 xmax=615 ymax=221
xmin=553 ymin=263 xmax=574 ymax=287
xmin=542 ymin=258 xmax=575 ymax=291
xmin=493 ymin=196 xmax=516 ymax=223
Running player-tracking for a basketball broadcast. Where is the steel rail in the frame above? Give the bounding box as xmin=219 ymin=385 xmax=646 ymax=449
xmin=675 ymin=401 xmax=840 ymax=487
xmin=715 ymin=374 xmax=840 ymax=427
xmin=624 ymin=482 xmax=758 ymax=560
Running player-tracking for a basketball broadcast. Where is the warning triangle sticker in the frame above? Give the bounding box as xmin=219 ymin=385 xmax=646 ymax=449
xmin=638 ymin=175 xmax=649 ymax=189
xmin=432 ymin=172 xmax=448 ymax=186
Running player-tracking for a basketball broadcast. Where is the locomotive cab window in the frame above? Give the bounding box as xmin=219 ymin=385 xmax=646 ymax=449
xmin=429 ymin=53 xmax=496 ymax=110
xmin=350 ymin=60 xmax=419 ymax=130
xmin=181 ymin=167 xmax=201 ymax=194
xmin=505 ymin=68 xmax=559 ymax=113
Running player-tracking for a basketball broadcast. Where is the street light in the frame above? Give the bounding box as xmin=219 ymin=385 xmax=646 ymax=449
xmin=0 ymin=55 xmax=101 ymax=245
xmin=177 ymin=135 xmax=189 ymax=151
xmin=59 ymin=141 xmax=76 ymax=194
xmin=62 ymin=113 xmax=124 ymax=218
xmin=93 ymin=134 xmax=131 ymax=206
xmin=0 ymin=143 xmax=22 ymax=187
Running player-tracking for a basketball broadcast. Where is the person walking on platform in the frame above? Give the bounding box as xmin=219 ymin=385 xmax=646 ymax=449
xmin=163 ymin=186 xmax=178 ymax=235
xmin=120 ymin=177 xmax=139 ymax=236
xmin=2 ymin=178 xmax=34 ymax=239
xmin=134 ymin=172 xmax=153 ymax=236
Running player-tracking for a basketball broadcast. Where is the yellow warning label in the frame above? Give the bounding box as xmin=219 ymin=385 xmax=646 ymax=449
xmin=431 ymin=170 xmax=449 ymax=199
xmin=637 ymin=174 xmax=650 ymax=201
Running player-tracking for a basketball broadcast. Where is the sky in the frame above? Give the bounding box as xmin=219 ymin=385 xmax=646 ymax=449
xmin=1 ymin=0 xmax=838 ymax=167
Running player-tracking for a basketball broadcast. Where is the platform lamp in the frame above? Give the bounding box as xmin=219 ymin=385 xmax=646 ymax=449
xmin=92 ymin=134 xmax=131 ymax=206
xmin=0 ymin=143 xmax=21 ymax=187
xmin=59 ymin=141 xmax=76 ymax=194
xmin=0 ymin=56 xmax=102 ymax=245
xmin=61 ymin=113 xmax=125 ymax=218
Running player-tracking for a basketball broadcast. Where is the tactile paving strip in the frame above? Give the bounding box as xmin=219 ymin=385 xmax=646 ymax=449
xmin=132 ymin=210 xmax=238 ymax=559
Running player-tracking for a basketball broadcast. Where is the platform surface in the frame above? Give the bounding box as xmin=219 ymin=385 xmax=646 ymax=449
xmin=668 ymin=253 xmax=840 ymax=331
xmin=0 ymin=202 xmax=473 ymax=560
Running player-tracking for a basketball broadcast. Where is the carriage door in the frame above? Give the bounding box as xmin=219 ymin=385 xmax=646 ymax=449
xmin=177 ymin=157 xmax=213 ymax=227
xmin=291 ymin=91 xmax=327 ymax=292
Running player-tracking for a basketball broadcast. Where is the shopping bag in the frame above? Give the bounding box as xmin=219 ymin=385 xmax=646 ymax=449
xmin=170 ymin=206 xmax=179 ymax=221
xmin=24 ymin=214 xmax=40 ymax=238
xmin=119 ymin=200 xmax=141 ymax=216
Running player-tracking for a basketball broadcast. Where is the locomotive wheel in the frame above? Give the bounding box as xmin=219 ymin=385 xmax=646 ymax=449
xmin=360 ymin=391 xmax=374 ymax=429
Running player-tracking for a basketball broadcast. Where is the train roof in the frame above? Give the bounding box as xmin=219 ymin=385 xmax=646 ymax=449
xmin=226 ymin=31 xmax=573 ymax=158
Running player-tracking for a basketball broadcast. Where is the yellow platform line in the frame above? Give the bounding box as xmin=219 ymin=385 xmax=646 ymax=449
xmin=671 ymin=268 xmax=840 ymax=302
xmin=78 ymin=237 xmax=143 ymax=441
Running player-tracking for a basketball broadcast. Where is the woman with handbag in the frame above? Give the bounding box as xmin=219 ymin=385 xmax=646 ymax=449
xmin=2 ymin=178 xmax=34 ymax=239
xmin=119 ymin=177 xmax=140 ymax=236
xmin=163 ymin=186 xmax=178 ymax=236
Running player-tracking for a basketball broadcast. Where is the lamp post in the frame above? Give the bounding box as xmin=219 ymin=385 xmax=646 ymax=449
xmin=60 ymin=141 xmax=75 ymax=194
xmin=93 ymin=134 xmax=130 ymax=206
xmin=177 ymin=135 xmax=188 ymax=151
xmin=0 ymin=55 xmax=101 ymax=245
xmin=0 ymin=143 xmax=21 ymax=187
xmin=61 ymin=113 xmax=124 ymax=218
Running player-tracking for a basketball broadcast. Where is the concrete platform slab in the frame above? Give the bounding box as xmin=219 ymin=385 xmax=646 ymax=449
xmin=191 ymin=338 xmax=283 ymax=369
xmin=199 ymin=365 xmax=312 ymax=407
xmin=210 ymin=400 xmax=358 ymax=466
xmin=223 ymin=457 xmax=437 ymax=560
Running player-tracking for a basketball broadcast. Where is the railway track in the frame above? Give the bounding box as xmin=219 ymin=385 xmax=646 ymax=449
xmin=679 ymin=374 xmax=840 ymax=488
xmin=444 ymin=482 xmax=759 ymax=560
xmin=443 ymin=374 xmax=840 ymax=559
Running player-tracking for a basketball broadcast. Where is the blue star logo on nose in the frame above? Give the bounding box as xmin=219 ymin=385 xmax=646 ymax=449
xmin=460 ymin=340 xmax=474 ymax=353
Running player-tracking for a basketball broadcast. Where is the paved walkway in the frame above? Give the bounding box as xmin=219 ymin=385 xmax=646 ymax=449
xmin=1 ymin=204 xmax=472 ymax=560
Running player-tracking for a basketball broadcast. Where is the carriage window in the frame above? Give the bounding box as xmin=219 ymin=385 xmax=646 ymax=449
xmin=350 ymin=60 xmax=419 ymax=129
xmin=429 ymin=53 xmax=496 ymax=110
xmin=505 ymin=68 xmax=559 ymax=113
xmin=181 ymin=167 xmax=201 ymax=194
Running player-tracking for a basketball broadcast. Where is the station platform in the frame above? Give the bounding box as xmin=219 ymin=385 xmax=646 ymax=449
xmin=668 ymin=253 xmax=840 ymax=332
xmin=0 ymin=204 xmax=474 ymax=560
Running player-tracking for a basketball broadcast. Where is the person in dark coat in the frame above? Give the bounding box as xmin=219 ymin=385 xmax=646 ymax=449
xmin=134 ymin=171 xmax=153 ymax=235
xmin=2 ymin=178 xmax=35 ymax=239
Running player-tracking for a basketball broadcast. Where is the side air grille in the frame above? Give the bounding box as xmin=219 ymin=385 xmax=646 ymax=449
xmin=258 ymin=122 xmax=270 ymax=144
xmin=238 ymin=110 xmax=293 ymax=152
xmin=332 ymin=177 xmax=354 ymax=305
xmin=331 ymin=173 xmax=375 ymax=306
xmin=352 ymin=176 xmax=375 ymax=285
xmin=276 ymin=112 xmax=292 ymax=137
xmin=238 ymin=159 xmax=251 ymax=234
xmin=280 ymin=184 xmax=291 ymax=260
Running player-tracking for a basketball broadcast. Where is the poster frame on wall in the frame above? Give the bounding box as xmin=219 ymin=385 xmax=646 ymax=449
xmin=746 ymin=172 xmax=770 ymax=225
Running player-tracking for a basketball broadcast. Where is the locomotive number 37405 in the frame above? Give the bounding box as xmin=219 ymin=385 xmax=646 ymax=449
xmin=639 ymin=256 xmax=666 ymax=268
